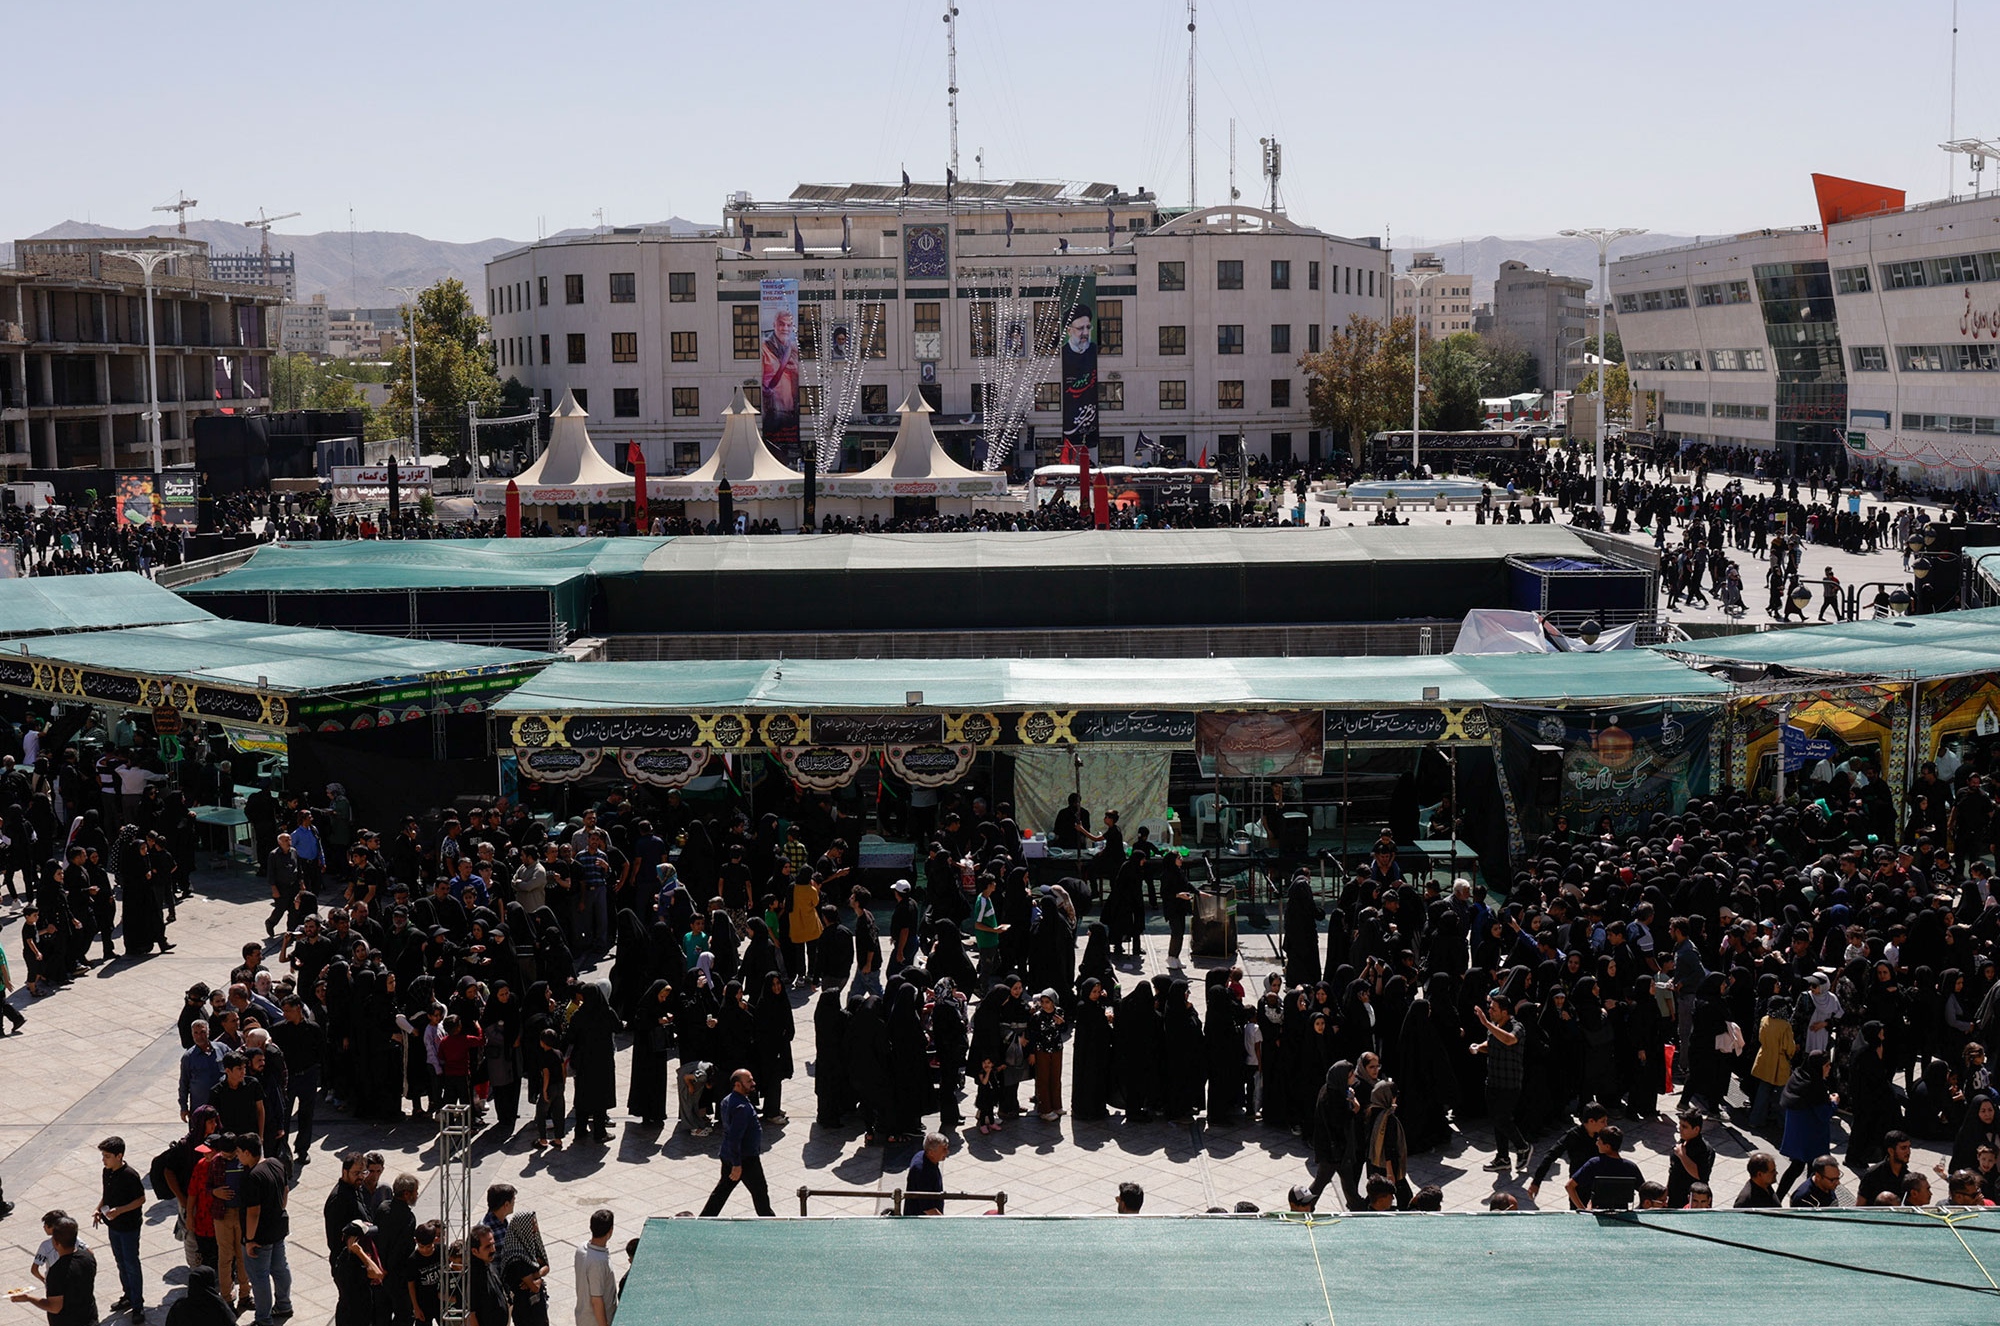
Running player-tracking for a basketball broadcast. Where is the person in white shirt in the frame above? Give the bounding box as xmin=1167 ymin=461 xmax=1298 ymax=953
xmin=573 ymin=1209 xmax=619 ymax=1326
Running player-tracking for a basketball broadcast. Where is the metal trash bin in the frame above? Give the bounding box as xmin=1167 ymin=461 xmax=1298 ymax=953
xmin=1192 ymin=885 xmax=1237 ymax=959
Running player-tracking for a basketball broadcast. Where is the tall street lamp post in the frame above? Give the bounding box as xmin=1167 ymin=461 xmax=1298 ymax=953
xmin=1559 ymin=226 xmax=1646 ymax=516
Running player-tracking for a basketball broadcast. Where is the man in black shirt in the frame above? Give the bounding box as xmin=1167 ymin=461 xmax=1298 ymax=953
xmin=375 ymin=1175 xmax=421 ymax=1326
xmin=237 ymin=1135 xmax=294 ymax=1326
xmin=212 ymin=1053 xmax=267 ymax=1140
xmin=93 ymin=1137 xmax=146 ymax=1315
xmin=271 ymin=997 xmax=324 ymax=1164
xmin=1526 ymin=1102 xmax=1607 ymax=1207
xmin=1857 ymin=1130 xmax=1914 ymax=1205
xmin=465 ymin=1226 xmax=509 ymax=1326
xmin=1733 ymin=1152 xmax=1782 ymax=1208
xmin=11 ymin=1215 xmax=95 ymax=1326
xmin=406 ymin=1222 xmax=443 ymax=1326
xmin=324 ymin=1152 xmax=371 ymax=1275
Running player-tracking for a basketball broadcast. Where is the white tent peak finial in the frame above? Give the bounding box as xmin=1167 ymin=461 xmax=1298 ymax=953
xmin=554 ymin=388 xmax=587 ymax=418
xmin=725 ymin=385 xmax=759 ymax=416
xmin=897 ymin=386 xmax=934 ymax=414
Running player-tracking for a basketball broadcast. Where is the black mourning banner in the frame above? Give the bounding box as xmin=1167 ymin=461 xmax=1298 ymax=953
xmin=1059 ymin=275 xmax=1099 ymax=454
xmin=812 ymin=713 xmax=945 ymax=746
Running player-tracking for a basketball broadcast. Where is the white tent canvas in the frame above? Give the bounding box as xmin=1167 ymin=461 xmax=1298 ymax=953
xmin=474 ymin=389 xmax=634 ymax=507
xmin=651 ymin=387 xmax=804 ymax=501
xmin=824 ymin=389 xmax=1009 ymax=499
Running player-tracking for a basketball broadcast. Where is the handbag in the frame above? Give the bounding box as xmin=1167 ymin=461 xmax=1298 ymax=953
xmin=1715 ymin=1021 xmax=1745 ymax=1055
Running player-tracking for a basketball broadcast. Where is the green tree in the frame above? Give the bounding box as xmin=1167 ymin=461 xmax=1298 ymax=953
xmin=1478 ymin=336 xmax=1541 ymax=397
xmin=1575 ymin=362 xmax=1633 ymax=421
xmin=382 ymin=278 xmax=501 ymax=455
xmin=1301 ymin=313 xmax=1414 ymax=465
xmin=270 ymin=352 xmax=311 ymax=411
xmin=1420 ymin=331 xmax=1490 ymax=431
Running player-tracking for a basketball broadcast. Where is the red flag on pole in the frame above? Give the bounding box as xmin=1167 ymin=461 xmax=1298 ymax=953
xmin=1060 ymin=440 xmax=1073 ymax=465
xmin=504 ymin=479 xmax=521 ymax=538
xmin=629 ymin=441 xmax=648 ymax=523
xmin=1198 ymin=447 xmax=1208 ymax=469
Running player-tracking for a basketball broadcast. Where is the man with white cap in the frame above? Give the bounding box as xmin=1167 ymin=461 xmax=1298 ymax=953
xmin=888 ymin=880 xmax=923 ymax=970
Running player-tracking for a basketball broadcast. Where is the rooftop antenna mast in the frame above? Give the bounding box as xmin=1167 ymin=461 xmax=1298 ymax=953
xmin=1260 ymin=136 xmax=1283 ymax=213
xmin=1228 ymin=119 xmax=1239 ymax=204
xmin=1951 ymin=0 xmax=1961 ymax=195
xmin=153 ymin=192 xmax=198 ymax=236
xmin=944 ymin=3 xmax=961 ymax=183
xmin=1186 ymin=0 xmax=1198 ymax=207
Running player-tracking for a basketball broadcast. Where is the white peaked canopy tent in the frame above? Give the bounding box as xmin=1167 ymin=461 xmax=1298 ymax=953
xmin=650 ymin=387 xmax=804 ymax=527
xmin=819 ymin=388 xmax=1013 ymax=520
xmin=474 ymin=389 xmax=633 ymax=509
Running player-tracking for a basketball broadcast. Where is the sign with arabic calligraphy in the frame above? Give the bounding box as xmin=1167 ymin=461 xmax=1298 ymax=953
xmin=1196 ymin=711 xmax=1324 ymax=778
xmin=1324 ymin=708 xmax=1493 ymax=746
xmin=886 ymin=743 xmax=974 ymax=787
xmin=1068 ymin=710 xmax=1197 ymax=744
xmin=519 ymin=746 xmax=603 ymax=783
xmin=811 ymin=713 xmax=945 ymax=746
xmin=777 ymin=745 xmax=869 ymax=791
xmin=1493 ymin=702 xmax=1715 ymax=840
xmin=617 ymin=747 xmax=709 ymax=789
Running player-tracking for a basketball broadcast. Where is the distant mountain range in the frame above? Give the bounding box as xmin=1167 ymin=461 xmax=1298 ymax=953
xmin=1401 ymin=233 xmax=1709 ymax=304
xmin=4 ymin=217 xmax=712 ymax=309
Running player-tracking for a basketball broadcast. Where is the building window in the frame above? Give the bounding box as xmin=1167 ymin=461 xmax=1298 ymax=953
xmin=1663 ymin=400 xmax=1705 ymax=417
xmin=798 ymin=304 xmax=821 ymax=361
xmin=1270 ymin=378 xmax=1291 ymax=408
xmin=1035 ymin=382 xmax=1061 ymax=411
xmin=1217 ymin=324 xmax=1244 ymax=355
xmin=1932 ymin=253 xmax=1984 ymax=285
xmin=1904 ymin=412 xmax=2000 ymax=434
xmin=1743 ymin=348 xmax=1766 ymax=371
xmin=1271 ymin=259 xmax=1291 ymax=290
xmin=670 ymin=331 xmax=697 ymax=362
xmin=1711 ymin=349 xmax=1739 ymax=371
xmin=969 ymin=300 xmax=997 ymax=358
xmin=1100 ymin=380 xmax=1124 ymax=410
xmin=566 ymin=333 xmax=586 ymax=364
xmin=1097 ymin=300 xmax=1123 ymax=355
xmin=538 ymin=276 xmax=548 ymax=306
xmin=1880 ymin=261 xmax=1928 ymax=290
xmin=1271 ymin=433 xmax=1293 ymax=465
xmin=858 ymin=304 xmax=887 ymax=359
xmin=1712 ymin=402 xmax=1770 ymax=420
xmin=570 ymin=388 xmax=588 ymax=410
xmin=912 ymin=301 xmax=941 ymax=335
xmin=564 ymin=274 xmax=584 ymax=305
xmin=672 ymin=387 xmax=699 ymax=416
xmin=1217 ymin=380 xmax=1245 ymax=409
xmin=1270 ymin=324 xmax=1291 ymax=355
xmin=669 ymin=271 xmax=696 ymax=302
xmin=861 ymin=384 xmax=887 ymax=413
xmin=1833 ymin=266 xmax=1871 ymax=295
xmin=1308 ymin=323 xmax=1322 ymax=353
xmin=674 ymin=440 xmax=702 ymax=466
xmin=1098 ymin=436 xmax=1125 ymax=465
xmin=1850 ymin=345 xmax=1888 ymax=372
xmin=1640 ymin=290 xmax=1664 ymax=312
xmin=539 ymin=334 xmax=550 ymax=365
xmin=1158 ymin=325 xmax=1186 ymax=355
xmin=1903 ymin=343 xmax=2000 ymax=371
xmin=611 ymin=332 xmax=637 ymax=363
xmin=1368 ymin=269 xmax=1375 ymax=298
xmin=1216 ymin=260 xmax=1244 ymax=290
xmin=1308 ymin=261 xmax=1321 ymax=291
xmin=733 ymin=306 xmax=759 ymax=358
xmin=1158 ymin=261 xmax=1185 ymax=292
xmin=1159 ymin=380 xmax=1186 ymax=410
xmin=800 ymin=384 xmax=822 ymax=416
xmin=609 ymin=272 xmax=636 ymax=303
xmin=613 ymin=387 xmax=640 ymax=417
xmin=1617 ymin=293 xmax=1639 ymax=314
xmin=1664 ymin=287 xmax=1690 ymax=310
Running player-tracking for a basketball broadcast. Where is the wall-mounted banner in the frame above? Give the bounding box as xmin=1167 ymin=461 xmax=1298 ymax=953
xmin=617 ymin=747 xmax=710 ymax=789
xmin=1196 ymin=711 xmax=1325 ymax=778
xmin=519 ymin=746 xmax=603 ymax=783
xmin=760 ymin=279 xmax=801 ymax=451
xmin=812 ymin=713 xmax=945 ymax=746
xmin=1325 ymin=707 xmax=1493 ymax=746
xmin=886 ymin=742 xmax=974 ymax=787
xmin=1068 ymin=710 xmax=1197 ymax=744
xmin=904 ymin=223 xmax=948 ymax=281
xmin=777 ymin=745 xmax=869 ymax=790
xmin=1059 ymin=274 xmax=1099 ymax=457
xmin=1494 ymin=703 xmax=1715 ymax=841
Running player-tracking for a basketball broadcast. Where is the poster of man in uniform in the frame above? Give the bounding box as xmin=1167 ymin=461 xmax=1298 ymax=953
xmin=760 ymin=278 xmax=801 ymax=450
xmin=1059 ymin=275 xmax=1099 ymax=459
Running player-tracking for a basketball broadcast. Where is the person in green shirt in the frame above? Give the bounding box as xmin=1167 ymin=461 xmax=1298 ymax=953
xmin=971 ymin=875 xmax=1006 ymax=984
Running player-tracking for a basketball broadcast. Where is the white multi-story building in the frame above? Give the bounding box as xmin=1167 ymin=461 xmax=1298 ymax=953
xmin=280 ymin=294 xmax=330 ymax=356
xmin=1392 ymin=252 xmax=1475 ymax=341
xmin=483 ymin=180 xmax=1391 ymax=471
xmin=1826 ymin=193 xmax=2000 ymax=480
xmin=1611 ymin=227 xmax=1839 ymax=465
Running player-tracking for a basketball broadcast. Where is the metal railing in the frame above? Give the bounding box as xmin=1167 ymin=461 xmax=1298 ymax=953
xmin=795 ymin=1185 xmax=1008 ymax=1216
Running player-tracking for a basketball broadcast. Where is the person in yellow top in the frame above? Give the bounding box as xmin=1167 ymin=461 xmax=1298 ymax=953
xmin=1747 ymin=995 xmax=1797 ymax=1132
xmin=786 ymin=868 xmax=823 ymax=989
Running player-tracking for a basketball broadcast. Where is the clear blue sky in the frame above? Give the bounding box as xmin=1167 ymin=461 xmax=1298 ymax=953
xmin=11 ymin=0 xmax=1989 ymax=247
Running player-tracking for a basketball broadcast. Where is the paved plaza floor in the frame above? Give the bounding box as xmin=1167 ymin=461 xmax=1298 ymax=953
xmin=0 ymin=860 xmax=1957 ymax=1322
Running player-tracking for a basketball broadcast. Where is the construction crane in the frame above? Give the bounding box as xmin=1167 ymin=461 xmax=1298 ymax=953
xmin=242 ymin=207 xmax=301 ymax=289
xmin=153 ymin=192 xmax=199 ymax=236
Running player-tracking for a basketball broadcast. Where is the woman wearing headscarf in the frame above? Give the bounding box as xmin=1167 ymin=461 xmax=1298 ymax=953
xmin=1282 ymin=874 xmax=1321 ymax=987
xmin=1334 ymin=978 xmax=1377 ymax=1066
xmin=884 ymin=977 xmax=933 ymax=1137
xmin=925 ymin=918 xmax=978 ymax=994
xmin=741 ymin=919 xmax=782 ymax=993
xmin=1160 ymin=978 xmax=1205 ymax=1120
xmin=813 ymin=988 xmax=853 ymax=1126
xmin=1538 ymin=982 xmax=1581 ymax=1116
xmin=844 ymin=992 xmax=893 ymax=1143
xmin=1065 ymin=977 xmax=1116 ymax=1122
xmin=1026 ymin=888 xmax=1075 ymax=1001
xmin=677 ymin=819 xmax=718 ymax=899
xmin=481 ymin=979 xmax=525 ymax=1135
xmin=753 ymin=971 xmax=796 ymax=1123
xmin=1844 ymin=1019 xmax=1899 ymax=1172
xmin=929 ymin=978 xmax=970 ymax=1129
xmin=624 ymin=979 xmax=676 ymax=1128
xmin=566 ymin=980 xmax=620 ymax=1142
xmin=1950 ymin=1091 xmax=2000 ymax=1172
xmin=712 ymin=979 xmax=759 ymax=1094
xmin=1113 ymin=977 xmax=1161 ymax=1121
xmin=1363 ymin=1078 xmax=1411 ymax=1208
xmin=1106 ymin=852 xmax=1148 ymax=957
xmin=1777 ymin=1050 xmax=1837 ymax=1194
xmin=1395 ymin=974 xmax=1458 ymax=1153
xmin=1571 ymin=975 xmax=1619 ymax=1110
xmin=1309 ymin=1060 xmax=1362 ymax=1207
xmin=1075 ymin=922 xmax=1115 ymax=999
xmin=1203 ymin=978 xmax=1246 ymax=1124
xmin=530 ymin=907 xmax=575 ymax=992
xmin=166 ymin=1265 xmax=237 ymax=1326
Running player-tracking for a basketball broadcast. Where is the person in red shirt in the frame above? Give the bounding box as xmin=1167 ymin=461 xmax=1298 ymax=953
xmin=437 ymin=1015 xmax=483 ymax=1110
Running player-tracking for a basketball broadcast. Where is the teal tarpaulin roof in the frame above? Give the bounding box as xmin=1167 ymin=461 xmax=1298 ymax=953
xmin=620 ymin=1211 xmax=2000 ymax=1326
xmin=1657 ymin=605 xmax=2000 ymax=679
xmin=494 ymin=650 xmax=1727 ymax=715
xmin=0 ymin=572 xmax=213 ymax=635
xmin=179 ymin=537 xmax=668 ymax=593
xmin=0 ymin=619 xmax=555 ymax=695
xmin=629 ymin=526 xmax=1600 ymax=574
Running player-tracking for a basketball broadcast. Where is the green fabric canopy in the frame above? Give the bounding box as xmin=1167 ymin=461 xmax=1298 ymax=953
xmin=180 ymin=537 xmax=667 ymax=592
xmin=494 ymin=650 xmax=1728 ymax=716
xmin=0 ymin=571 xmax=212 ymax=636
xmin=619 ymin=1211 xmax=2000 ymax=1325
xmin=1657 ymin=606 xmax=2000 ymax=679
